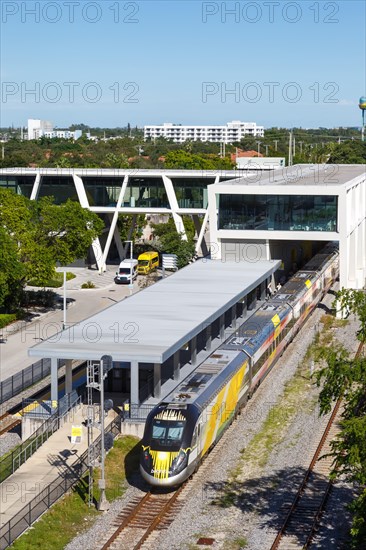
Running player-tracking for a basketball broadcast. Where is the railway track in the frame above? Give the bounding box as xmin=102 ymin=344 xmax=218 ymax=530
xmin=0 ymin=413 xmax=21 ymax=437
xmin=100 ymin=488 xmax=185 ymax=550
xmin=270 ymin=340 xmax=364 ymax=550
xmin=98 ymin=412 xmax=237 ymax=550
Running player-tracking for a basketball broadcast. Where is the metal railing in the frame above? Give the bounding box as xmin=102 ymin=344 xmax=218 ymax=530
xmin=0 ymin=392 xmax=80 ymax=484
xmin=122 ymin=403 xmax=156 ymax=422
xmin=0 ymin=416 xmax=121 ymax=550
xmin=0 ymin=359 xmax=67 ymax=405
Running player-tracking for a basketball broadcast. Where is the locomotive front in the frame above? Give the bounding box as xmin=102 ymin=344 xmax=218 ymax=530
xmin=140 ymin=405 xmax=197 ymax=487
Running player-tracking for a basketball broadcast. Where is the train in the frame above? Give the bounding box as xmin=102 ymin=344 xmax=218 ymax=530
xmin=140 ymin=244 xmax=339 ymax=487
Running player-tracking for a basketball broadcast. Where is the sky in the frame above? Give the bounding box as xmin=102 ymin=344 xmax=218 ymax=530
xmin=1 ymin=0 xmax=365 ymax=129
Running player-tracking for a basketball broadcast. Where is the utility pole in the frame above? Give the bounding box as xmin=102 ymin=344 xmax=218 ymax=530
xmin=298 ymin=141 xmax=304 ymax=155
xmin=288 ymin=131 xmax=293 ymax=166
xmin=264 ymin=144 xmax=269 ymax=156
xmin=293 ymin=134 xmax=296 ymax=157
xmin=273 ymin=139 xmax=279 ymax=152
xmin=256 ymin=141 xmax=261 ymax=157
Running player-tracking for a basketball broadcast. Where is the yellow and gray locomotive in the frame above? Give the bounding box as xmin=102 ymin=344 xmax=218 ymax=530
xmin=140 ymin=244 xmax=339 ymax=486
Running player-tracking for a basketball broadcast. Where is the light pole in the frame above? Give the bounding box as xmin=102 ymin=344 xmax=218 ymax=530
xmin=98 ymin=354 xmax=113 ymax=511
xmin=63 ymin=271 xmax=67 ymax=330
xmin=256 ymin=141 xmax=261 ymax=157
xmin=125 ymin=240 xmax=134 ymax=294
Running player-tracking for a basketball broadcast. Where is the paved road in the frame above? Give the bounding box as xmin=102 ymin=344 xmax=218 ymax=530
xmin=0 ymin=266 xmax=144 ymax=381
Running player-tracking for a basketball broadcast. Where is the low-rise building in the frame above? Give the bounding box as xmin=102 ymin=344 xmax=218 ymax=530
xmin=27 ymin=119 xmax=82 ymax=140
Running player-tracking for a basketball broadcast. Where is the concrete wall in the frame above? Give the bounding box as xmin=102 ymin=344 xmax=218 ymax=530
xmin=220 ymin=239 xmax=325 ymax=280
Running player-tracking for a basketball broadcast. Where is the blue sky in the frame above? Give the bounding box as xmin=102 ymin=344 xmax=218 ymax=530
xmin=1 ymin=0 xmax=365 ymax=128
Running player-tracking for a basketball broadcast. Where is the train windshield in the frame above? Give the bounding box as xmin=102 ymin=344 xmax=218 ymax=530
xmin=151 ymin=419 xmax=185 ymax=446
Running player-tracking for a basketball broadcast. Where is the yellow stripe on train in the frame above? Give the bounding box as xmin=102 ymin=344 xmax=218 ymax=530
xmin=271 ymin=314 xmax=281 ymax=340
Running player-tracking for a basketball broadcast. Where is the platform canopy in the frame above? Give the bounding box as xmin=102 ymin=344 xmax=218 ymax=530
xmin=29 ymin=259 xmax=280 ymax=364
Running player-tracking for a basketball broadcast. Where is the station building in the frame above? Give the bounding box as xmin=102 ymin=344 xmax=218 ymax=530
xmin=208 ymin=164 xmax=366 ymax=291
xmin=1 ymin=164 xmax=364 ymax=289
xmin=0 ymin=167 xmax=250 ymax=271
xmin=9 ymin=162 xmax=363 ymax=422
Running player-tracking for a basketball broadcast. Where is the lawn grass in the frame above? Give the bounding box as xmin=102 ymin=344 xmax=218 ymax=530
xmin=28 ymin=271 xmax=76 ymax=288
xmin=10 ymin=435 xmax=140 ymax=550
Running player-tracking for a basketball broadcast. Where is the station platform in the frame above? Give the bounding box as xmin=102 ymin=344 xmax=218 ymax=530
xmin=0 ymin=405 xmax=115 ymax=530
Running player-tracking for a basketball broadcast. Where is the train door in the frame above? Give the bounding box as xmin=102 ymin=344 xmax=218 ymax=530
xmin=197 ymin=421 xmax=203 ymax=458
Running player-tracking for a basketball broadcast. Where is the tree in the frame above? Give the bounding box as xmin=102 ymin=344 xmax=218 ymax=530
xmin=164 ymin=150 xmax=234 ymax=170
xmin=0 ymin=189 xmax=104 ymax=291
xmin=316 ymin=289 xmax=366 ymax=547
xmin=151 ymin=217 xmax=195 ymax=268
xmin=0 ymin=227 xmax=25 ymax=311
xmin=117 ymin=214 xmax=146 ymax=243
xmin=327 ymin=141 xmax=366 ymax=164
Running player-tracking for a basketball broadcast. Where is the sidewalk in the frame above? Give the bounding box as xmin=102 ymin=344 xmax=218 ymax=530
xmin=0 ymin=405 xmax=115 ymax=528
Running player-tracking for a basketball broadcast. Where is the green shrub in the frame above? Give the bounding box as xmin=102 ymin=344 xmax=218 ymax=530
xmin=81 ymin=281 xmax=96 ymax=289
xmin=21 ymin=290 xmax=58 ymax=309
xmin=0 ymin=313 xmax=17 ymax=329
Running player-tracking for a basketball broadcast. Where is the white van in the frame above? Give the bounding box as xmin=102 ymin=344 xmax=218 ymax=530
xmin=115 ymin=259 xmax=138 ymax=284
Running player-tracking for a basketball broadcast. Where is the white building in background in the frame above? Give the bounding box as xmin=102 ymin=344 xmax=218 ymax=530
xmin=27 ymin=119 xmax=53 ymax=140
xmin=144 ymin=121 xmax=264 ymax=143
xmin=27 ymin=119 xmax=82 ymax=140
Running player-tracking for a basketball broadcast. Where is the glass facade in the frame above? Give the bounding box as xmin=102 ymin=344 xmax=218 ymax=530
xmin=170 ymin=178 xmax=214 ymax=208
xmin=219 ymin=194 xmax=338 ymax=232
xmin=37 ymin=176 xmax=77 ymax=204
xmin=123 ymin=177 xmax=169 ymax=208
xmin=83 ymin=177 xmax=123 ymax=206
xmin=0 ymin=176 xmax=35 ymax=198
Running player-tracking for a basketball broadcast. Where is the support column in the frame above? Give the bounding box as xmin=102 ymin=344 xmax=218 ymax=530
xmin=231 ymin=305 xmax=237 ymax=329
xmin=260 ymin=281 xmax=266 ymax=300
xmin=205 ymin=325 xmax=212 ymax=351
xmin=248 ymin=290 xmax=257 ymax=311
xmin=154 ymin=363 xmax=161 ymax=399
xmin=193 ymin=214 xmax=209 ymax=256
xmin=111 ymin=214 xmax=124 ymax=259
xmin=190 ymin=336 xmax=197 ymax=366
xmin=130 ymin=361 xmax=139 ymax=405
xmin=220 ymin=314 xmax=225 ymax=340
xmin=240 ymin=296 xmax=247 ymax=319
xmin=50 ymin=357 xmax=58 ymax=404
xmin=65 ymin=359 xmax=73 ymax=395
xmin=173 ymin=351 xmax=181 ymax=381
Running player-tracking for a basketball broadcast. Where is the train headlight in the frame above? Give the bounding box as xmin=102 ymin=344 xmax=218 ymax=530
xmin=171 ymin=450 xmax=188 ymax=473
xmin=142 ymin=449 xmax=151 ymax=467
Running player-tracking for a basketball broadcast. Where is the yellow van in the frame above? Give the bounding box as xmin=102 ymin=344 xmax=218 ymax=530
xmin=137 ymin=251 xmax=159 ymax=275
